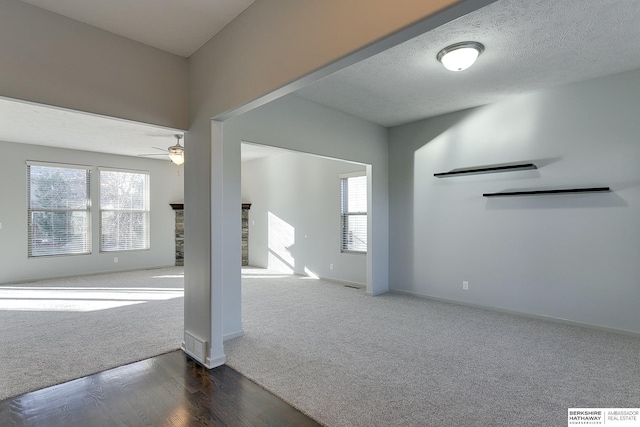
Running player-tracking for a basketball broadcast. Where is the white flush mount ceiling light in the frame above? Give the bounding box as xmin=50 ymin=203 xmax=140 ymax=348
xmin=168 ymin=134 xmax=185 ymax=165
xmin=437 ymin=41 xmax=485 ymax=72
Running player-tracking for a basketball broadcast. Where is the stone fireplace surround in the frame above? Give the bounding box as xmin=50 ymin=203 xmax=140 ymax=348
xmin=170 ymin=203 xmax=251 ymax=266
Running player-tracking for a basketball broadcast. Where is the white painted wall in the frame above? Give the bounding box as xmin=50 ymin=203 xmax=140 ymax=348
xmin=242 ymin=152 xmax=367 ymax=285
xmin=0 ymin=0 xmax=188 ymax=129
xmin=0 ymin=140 xmax=184 ymax=284
xmin=389 ymin=68 xmax=640 ymax=334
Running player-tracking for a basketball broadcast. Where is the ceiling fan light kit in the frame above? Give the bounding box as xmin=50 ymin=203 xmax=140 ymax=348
xmin=168 ymin=134 xmax=185 ymax=165
xmin=139 ymin=134 xmax=185 ymax=165
xmin=437 ymin=41 xmax=484 ymax=72
xmin=168 ymin=150 xmax=184 ymax=165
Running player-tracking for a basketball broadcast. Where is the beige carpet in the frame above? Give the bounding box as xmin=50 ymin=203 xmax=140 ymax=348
xmin=226 ymin=267 xmax=640 ymax=427
xmin=0 ymin=267 xmax=184 ymax=401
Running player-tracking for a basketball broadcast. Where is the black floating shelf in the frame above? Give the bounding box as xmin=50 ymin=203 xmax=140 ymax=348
xmin=483 ymin=187 xmax=611 ymax=198
xmin=434 ymin=163 xmax=537 ymax=178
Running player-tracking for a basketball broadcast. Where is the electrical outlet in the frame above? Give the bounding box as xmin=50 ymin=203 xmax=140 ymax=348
xmin=463 ymin=281 xmax=469 ymax=290
xmin=114 ymin=257 xmax=119 ymax=263
xmin=0 ymin=222 xmax=2 ymax=229
xmin=330 ymin=263 xmax=334 ymax=271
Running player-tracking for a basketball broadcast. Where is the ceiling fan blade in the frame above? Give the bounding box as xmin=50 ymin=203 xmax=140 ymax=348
xmin=138 ymin=153 xmax=168 ymax=157
xmin=152 ymin=147 xmax=168 ymax=152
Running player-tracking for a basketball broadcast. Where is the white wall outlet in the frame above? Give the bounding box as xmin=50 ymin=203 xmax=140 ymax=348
xmin=330 ymin=263 xmax=334 ymax=270
xmin=463 ymin=281 xmax=469 ymax=290
xmin=0 ymin=222 xmax=2 ymax=229
xmin=252 ymin=220 xmax=255 ymax=226
xmin=114 ymin=257 xmax=119 ymax=263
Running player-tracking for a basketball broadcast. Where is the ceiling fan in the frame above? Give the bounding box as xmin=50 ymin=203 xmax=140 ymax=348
xmin=139 ymin=134 xmax=185 ymax=165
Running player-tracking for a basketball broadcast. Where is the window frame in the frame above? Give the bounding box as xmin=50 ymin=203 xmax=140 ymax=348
xmin=26 ymin=161 xmax=92 ymax=258
xmin=340 ymin=171 xmax=368 ymax=254
xmin=98 ymin=167 xmax=151 ymax=253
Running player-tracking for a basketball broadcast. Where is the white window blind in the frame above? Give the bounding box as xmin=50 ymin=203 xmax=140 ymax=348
xmin=100 ymin=169 xmax=150 ymax=252
xmin=27 ymin=162 xmax=91 ymax=257
xmin=340 ymin=173 xmax=367 ymax=253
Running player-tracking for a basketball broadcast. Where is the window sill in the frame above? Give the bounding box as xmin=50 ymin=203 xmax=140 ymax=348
xmin=341 ymin=250 xmax=367 ymax=255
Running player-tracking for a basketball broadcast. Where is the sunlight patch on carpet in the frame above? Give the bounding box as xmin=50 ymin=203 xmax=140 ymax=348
xmin=0 ymin=286 xmax=183 ymax=312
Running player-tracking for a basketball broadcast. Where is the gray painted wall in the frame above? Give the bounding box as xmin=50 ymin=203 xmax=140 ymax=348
xmin=0 ymin=0 xmax=188 ymax=129
xmin=185 ymin=0 xmax=492 ymax=366
xmin=0 ymin=0 xmax=496 ymax=368
xmin=242 ymin=152 xmax=367 ymax=285
xmin=0 ymin=140 xmax=184 ymax=284
xmin=389 ymin=68 xmax=640 ymax=334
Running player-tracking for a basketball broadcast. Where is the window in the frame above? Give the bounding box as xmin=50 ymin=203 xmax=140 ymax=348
xmin=27 ymin=162 xmax=91 ymax=257
xmin=340 ymin=172 xmax=367 ymax=253
xmin=100 ymin=169 xmax=150 ymax=252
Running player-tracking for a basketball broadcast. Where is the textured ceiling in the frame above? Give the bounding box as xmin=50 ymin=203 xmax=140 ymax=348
xmin=7 ymin=0 xmax=640 ymax=157
xmin=296 ymin=0 xmax=640 ymax=127
xmin=0 ymin=97 xmax=182 ymax=160
xmin=0 ymin=96 xmax=287 ymax=162
xmin=18 ymin=0 xmax=254 ymax=57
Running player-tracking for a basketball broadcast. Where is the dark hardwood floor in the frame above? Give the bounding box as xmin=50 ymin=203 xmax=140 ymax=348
xmin=0 ymin=351 xmax=321 ymax=427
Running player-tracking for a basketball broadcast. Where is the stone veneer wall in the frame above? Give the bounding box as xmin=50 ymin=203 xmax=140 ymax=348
xmin=171 ymin=203 xmax=250 ymax=266
xmin=170 ymin=204 xmax=184 ymax=266
xmin=242 ymin=203 xmax=251 ymax=266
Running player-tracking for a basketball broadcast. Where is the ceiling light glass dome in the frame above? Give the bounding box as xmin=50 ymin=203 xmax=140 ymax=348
xmin=437 ymin=42 xmax=484 ymax=72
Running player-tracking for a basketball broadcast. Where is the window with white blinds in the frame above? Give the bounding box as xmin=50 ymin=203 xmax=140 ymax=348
xmin=340 ymin=172 xmax=367 ymax=253
xmin=99 ymin=169 xmax=150 ymax=252
xmin=27 ymin=162 xmax=92 ymax=257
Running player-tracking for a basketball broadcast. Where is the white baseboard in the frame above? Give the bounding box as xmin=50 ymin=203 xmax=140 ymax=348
xmin=287 ymin=271 xmax=366 ymax=289
xmin=223 ymin=329 xmax=244 ymax=341
xmin=392 ymin=289 xmax=640 ymax=338
xmin=3 ymin=264 xmax=178 ymax=286
xmin=181 ymin=344 xmax=226 ymax=369
xmin=320 ymin=276 xmax=366 ymax=289
xmin=206 ymin=354 xmax=227 ymax=369
xmin=318 ymin=274 xmax=387 ymax=295
xmin=366 ymin=289 xmax=389 ymax=296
